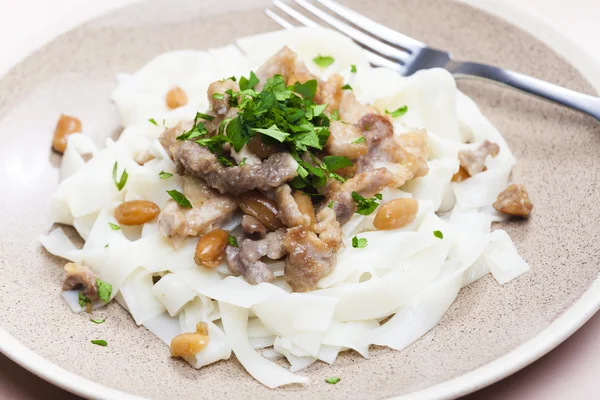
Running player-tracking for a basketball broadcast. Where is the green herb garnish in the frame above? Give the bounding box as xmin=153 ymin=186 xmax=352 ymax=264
xmin=78 ymin=292 xmax=91 ymax=308
xmin=239 ymin=71 xmax=259 ymax=91
xmin=351 ymin=236 xmax=368 ymax=248
xmin=158 ymin=171 xmax=173 ymax=179
xmin=91 ymin=340 xmax=107 ymax=347
xmin=239 ymin=157 xmax=247 ymax=167
xmin=325 ymin=377 xmax=341 ymax=384
xmin=350 ymin=64 xmax=357 ymax=73
xmin=323 ymin=155 xmax=353 ymax=171
xmin=217 ymin=156 xmax=234 ymax=167
xmin=351 ymin=191 xmax=382 ymax=215
xmin=148 ymin=118 xmax=158 ymax=126
xmin=228 ymin=235 xmax=238 ymax=247
xmin=433 ymin=230 xmax=444 ymax=239
xmin=96 ymin=279 xmax=112 ymax=303
xmin=176 ymin=112 xmax=212 ymax=141
xmin=331 ymin=109 xmax=340 ymax=121
xmin=167 ymin=189 xmax=193 ymax=208
xmin=385 ymin=105 xmax=408 ymax=118
xmin=112 ymin=162 xmax=128 ymax=192
xmin=108 ymin=222 xmax=120 ymax=231
xmin=352 ymin=136 xmax=366 ymax=144
xmin=328 ymin=200 xmax=334 ymax=209
xmin=90 ymin=318 xmax=105 ymax=324
xmin=313 ymin=55 xmax=335 ymax=68
xmin=341 ymin=84 xmax=353 ymax=90
xmin=212 ymin=93 xmax=224 ymax=100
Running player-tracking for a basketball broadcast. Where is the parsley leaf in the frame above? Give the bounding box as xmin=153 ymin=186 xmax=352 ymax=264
xmin=78 ymin=292 xmax=91 ymax=308
xmin=328 ymin=200 xmax=334 ymax=209
xmin=239 ymin=157 xmax=247 ymax=167
xmin=351 ymin=191 xmax=382 ymax=215
xmin=167 ymin=189 xmax=193 ymax=208
xmin=325 ymin=377 xmax=341 ymax=384
xmin=112 ymin=162 xmax=128 ymax=191
xmin=158 ymin=171 xmax=173 ymax=179
xmin=433 ymin=230 xmax=444 ymax=239
xmin=90 ymin=317 xmax=105 ymax=324
xmin=323 ymin=155 xmax=353 ymax=171
xmin=108 ymin=222 xmax=120 ymax=231
xmin=212 ymin=93 xmax=224 ymax=100
xmin=350 ymin=64 xmax=357 ymax=73
xmin=225 ymin=116 xmax=248 ymax=152
xmin=252 ymin=124 xmax=289 ymax=142
xmin=228 ymin=235 xmax=238 ymax=247
xmin=351 ymin=236 xmax=368 ymax=248
xmin=292 ymin=79 xmax=318 ymax=99
xmin=91 ymin=340 xmax=107 ymax=347
xmin=148 ymin=118 xmax=158 ymax=126
xmin=218 ymin=156 xmax=234 ymax=167
xmin=176 ymin=112 xmax=212 ymax=140
xmin=313 ymin=55 xmax=335 ymax=68
xmin=239 ymin=71 xmax=259 ymax=91
xmin=96 ymin=279 xmax=112 ymax=304
xmin=194 ymin=112 xmax=215 ymax=121
xmin=331 ymin=109 xmax=340 ymax=121
xmin=352 ymin=136 xmax=366 ymax=144
xmin=341 ymin=84 xmax=353 ymax=90
xmin=385 ymin=105 xmax=408 ymax=118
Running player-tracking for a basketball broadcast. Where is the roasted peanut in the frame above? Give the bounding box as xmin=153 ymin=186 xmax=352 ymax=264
xmin=170 ymin=322 xmax=209 ymax=357
xmin=166 ymin=86 xmax=188 ymax=109
xmin=293 ymin=191 xmax=317 ymax=227
xmin=247 ymin=134 xmax=278 ymax=159
xmin=52 ymin=114 xmax=82 ymax=154
xmin=114 ymin=200 xmax=160 ymax=226
xmin=373 ymin=198 xmax=419 ymax=230
xmin=237 ymin=191 xmax=283 ymax=231
xmin=194 ymin=228 xmax=229 ymax=268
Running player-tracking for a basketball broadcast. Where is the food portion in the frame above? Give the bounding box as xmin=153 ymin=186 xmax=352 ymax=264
xmin=40 ymin=27 xmax=534 ymax=388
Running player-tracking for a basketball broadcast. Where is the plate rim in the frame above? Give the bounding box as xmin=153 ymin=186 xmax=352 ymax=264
xmin=1 ymin=1 xmax=599 ymax=399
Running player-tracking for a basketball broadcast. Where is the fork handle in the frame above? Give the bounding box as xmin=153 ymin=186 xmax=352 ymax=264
xmin=447 ymin=61 xmax=600 ymax=121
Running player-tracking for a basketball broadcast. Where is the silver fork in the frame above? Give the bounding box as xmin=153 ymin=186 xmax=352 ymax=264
xmin=266 ymin=0 xmax=600 ymax=121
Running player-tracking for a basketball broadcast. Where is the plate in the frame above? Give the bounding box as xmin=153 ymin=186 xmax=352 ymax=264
xmin=1 ymin=0 xmax=599 ymax=399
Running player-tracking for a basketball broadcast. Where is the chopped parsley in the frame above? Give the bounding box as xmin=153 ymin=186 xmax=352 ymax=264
xmin=91 ymin=340 xmax=107 ymax=347
xmin=323 ymin=155 xmax=353 ymax=171
xmin=158 ymin=171 xmax=173 ymax=179
xmin=217 ymin=156 xmax=234 ymax=167
xmin=252 ymin=124 xmax=289 ymax=142
xmin=212 ymin=93 xmax=224 ymax=100
xmin=291 ymin=79 xmax=318 ymax=99
xmin=108 ymin=222 xmax=121 ymax=231
xmin=351 ymin=191 xmax=382 ymax=215
xmin=351 ymin=236 xmax=368 ymax=248
xmin=352 ymin=136 xmax=366 ymax=144
xmin=148 ymin=118 xmax=158 ymax=126
xmin=328 ymin=200 xmax=334 ymax=209
xmin=341 ymin=84 xmax=353 ymax=90
xmin=176 ymin=112 xmax=212 ymax=141
xmin=239 ymin=71 xmax=259 ymax=91
xmin=90 ymin=317 xmax=105 ymax=324
xmin=350 ymin=64 xmax=357 ymax=73
xmin=112 ymin=162 xmax=128 ymax=192
xmin=313 ymin=55 xmax=335 ymax=68
xmin=104 ymin=243 xmax=109 ymax=248
xmin=96 ymin=279 xmax=112 ymax=303
xmin=325 ymin=377 xmax=341 ymax=384
xmin=433 ymin=230 xmax=444 ymax=239
xmin=385 ymin=105 xmax=408 ymax=118
xmin=167 ymin=189 xmax=193 ymax=208
xmin=78 ymin=292 xmax=91 ymax=308
xmin=239 ymin=157 xmax=247 ymax=167
xmin=228 ymin=235 xmax=238 ymax=247
xmin=331 ymin=109 xmax=340 ymax=121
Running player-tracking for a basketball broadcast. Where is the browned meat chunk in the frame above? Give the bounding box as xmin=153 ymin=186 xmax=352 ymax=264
xmin=225 ymin=229 xmax=287 ymax=284
xmin=313 ymin=206 xmax=342 ymax=249
xmin=396 ymin=130 xmax=430 ymax=178
xmin=160 ymin=123 xmax=299 ymax=195
xmin=158 ymin=177 xmax=237 ymax=247
xmin=459 ymin=140 xmax=500 ymax=177
xmin=241 ymin=215 xmax=267 ymax=239
xmin=274 ymin=184 xmax=311 ymax=228
xmin=256 ymin=46 xmax=315 ymax=88
xmin=338 ymin=91 xmax=377 ymax=124
xmin=325 ymin=121 xmax=368 ymax=159
xmin=62 ymin=263 xmax=99 ymax=302
xmin=315 ymin=74 xmax=344 ymax=113
xmin=207 ymin=79 xmax=239 ymax=115
xmin=357 ymin=113 xmax=394 ymax=145
xmin=283 ymin=226 xmax=336 ymax=292
xmin=493 ymin=184 xmax=533 ymax=218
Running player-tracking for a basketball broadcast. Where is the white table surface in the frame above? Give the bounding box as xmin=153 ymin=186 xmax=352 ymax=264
xmin=0 ymin=0 xmax=598 ymax=399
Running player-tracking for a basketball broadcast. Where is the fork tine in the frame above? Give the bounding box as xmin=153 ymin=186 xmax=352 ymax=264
xmin=267 ymin=3 xmax=403 ymax=73
xmin=315 ymin=0 xmax=425 ymax=52
xmin=291 ymin=0 xmax=410 ymax=64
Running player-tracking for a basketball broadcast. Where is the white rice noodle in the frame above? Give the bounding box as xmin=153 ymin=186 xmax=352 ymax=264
xmin=142 ymin=312 xmax=181 ymax=345
xmin=485 ymin=229 xmax=530 ymax=284
xmin=73 ymin=211 xmax=99 ymax=241
xmin=219 ymin=302 xmax=308 ymax=388
xmin=50 ymin=193 xmax=73 ymax=225
xmin=322 ymin=319 xmax=379 ymax=358
xmin=119 ymin=268 xmax=165 ymax=325
xmin=151 ymin=273 xmax=197 ymax=317
xmin=61 ymin=290 xmax=105 ymax=313
xmin=60 ymin=134 xmax=97 ymax=181
xmin=402 ymin=158 xmax=459 ymax=212
xmin=273 ymin=337 xmax=317 ymax=372
xmin=179 ymin=296 xmax=217 ymax=333
xmin=208 ymin=44 xmax=250 ymax=80
xmin=183 ymin=321 xmax=232 ymax=369
xmin=39 ymin=227 xmax=83 ymax=263
xmin=249 ymin=336 xmax=276 ymax=350
xmin=230 ymin=145 xmax=261 ymax=166
xmin=452 ymin=166 xmax=512 ymax=210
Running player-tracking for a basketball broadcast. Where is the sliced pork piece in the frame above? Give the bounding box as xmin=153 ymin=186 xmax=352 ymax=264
xmin=458 ymin=140 xmax=500 ymax=177
xmin=338 ymin=91 xmax=377 ymax=124
xmin=313 ymin=206 xmax=342 ymax=249
xmin=315 ymin=74 xmax=344 ymax=113
xmin=158 ymin=177 xmax=237 ymax=247
xmin=325 ymin=121 xmax=369 ymax=159
xmin=255 ymin=46 xmax=315 ymax=88
xmin=207 ymin=79 xmax=239 ymax=115
xmin=241 ymin=215 xmax=267 ymax=239
xmin=62 ymin=263 xmax=99 ymax=302
xmin=274 ymin=184 xmax=310 ymax=228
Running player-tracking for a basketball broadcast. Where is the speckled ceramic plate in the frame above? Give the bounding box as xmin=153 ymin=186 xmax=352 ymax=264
xmin=1 ymin=0 xmax=599 ymax=399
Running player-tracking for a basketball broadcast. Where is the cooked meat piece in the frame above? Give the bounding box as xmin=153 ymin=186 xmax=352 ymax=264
xmin=396 ymin=130 xmax=430 ymax=178
xmin=158 ymin=177 xmax=237 ymax=247
xmin=459 ymin=140 xmax=500 ymax=177
xmin=160 ymin=124 xmax=299 ymax=195
xmin=493 ymin=184 xmax=533 ymax=218
xmin=207 ymin=79 xmax=240 ymax=115
xmin=255 ymin=46 xmax=315 ymax=88
xmin=274 ymin=184 xmax=310 ymax=228
xmin=62 ymin=263 xmax=99 ymax=302
xmin=225 ymin=229 xmax=287 ymax=284
xmin=452 ymin=165 xmax=471 ymax=182
xmin=283 ymin=226 xmax=336 ymax=292
xmin=315 ymin=74 xmax=344 ymax=113
xmin=338 ymin=91 xmax=377 ymax=124
xmin=241 ymin=215 xmax=267 ymax=239
xmin=357 ymin=113 xmax=394 ymax=146
xmin=327 ymin=168 xmax=397 ymax=224
xmin=313 ymin=206 xmax=342 ymax=249
xmin=325 ymin=121 xmax=369 ymax=159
